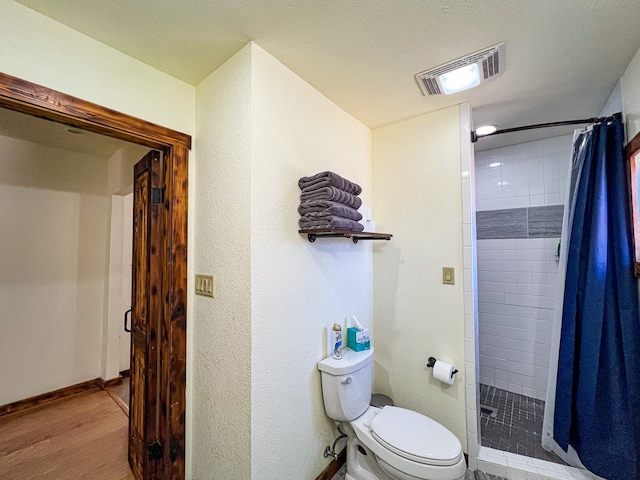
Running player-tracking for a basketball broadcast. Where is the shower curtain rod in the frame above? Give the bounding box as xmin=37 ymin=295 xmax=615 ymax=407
xmin=471 ymin=112 xmax=622 ymax=143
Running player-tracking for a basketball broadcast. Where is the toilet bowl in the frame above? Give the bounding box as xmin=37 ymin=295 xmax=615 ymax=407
xmin=345 ymin=406 xmax=466 ymax=480
xmin=318 ymin=348 xmax=466 ymax=480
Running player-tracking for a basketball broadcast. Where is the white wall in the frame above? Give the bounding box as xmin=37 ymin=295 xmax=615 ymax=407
xmin=250 ymin=44 xmax=372 ymax=480
xmin=600 ymin=80 xmax=623 ymax=118
xmin=192 ymin=44 xmax=253 ymax=479
xmin=0 ymin=135 xmax=110 ymax=405
xmin=475 ymin=135 xmax=572 ymax=400
xmin=192 ymin=42 xmax=373 ymax=480
xmin=119 ymin=193 xmax=133 ymax=372
xmin=622 ymin=44 xmax=640 ymax=140
xmin=0 ymin=0 xmax=194 ymax=135
xmin=372 ymin=105 xmax=467 ymax=451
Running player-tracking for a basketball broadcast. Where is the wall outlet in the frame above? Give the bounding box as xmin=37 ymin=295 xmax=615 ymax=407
xmin=195 ymin=274 xmax=214 ymax=297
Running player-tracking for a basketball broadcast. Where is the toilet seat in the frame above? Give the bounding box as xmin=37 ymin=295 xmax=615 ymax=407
xmin=369 ymin=406 xmax=462 ymax=467
xmin=349 ymin=407 xmax=467 ymax=480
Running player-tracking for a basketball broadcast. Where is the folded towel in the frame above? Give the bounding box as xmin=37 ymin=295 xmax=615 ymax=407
xmin=298 ymin=171 xmax=362 ymax=196
xmin=298 ymin=200 xmax=363 ymax=221
xmin=299 ymin=186 xmax=362 ymax=209
xmin=299 ymin=216 xmax=365 ymax=232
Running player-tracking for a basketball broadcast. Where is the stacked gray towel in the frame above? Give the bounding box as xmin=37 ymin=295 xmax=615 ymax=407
xmin=298 ymin=171 xmax=364 ymax=231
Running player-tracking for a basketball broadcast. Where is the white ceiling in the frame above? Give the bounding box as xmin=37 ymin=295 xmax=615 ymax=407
xmin=0 ymin=107 xmax=136 ymax=158
xmin=16 ymin=0 xmax=640 ymax=151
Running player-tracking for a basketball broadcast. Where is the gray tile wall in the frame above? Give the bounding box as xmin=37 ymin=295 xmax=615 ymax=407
xmin=527 ymin=205 xmax=564 ymax=238
xmin=476 ymin=205 xmax=564 ymax=240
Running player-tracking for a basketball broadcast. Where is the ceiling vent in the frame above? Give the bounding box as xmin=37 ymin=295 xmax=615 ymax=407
xmin=415 ymin=42 xmax=506 ymax=96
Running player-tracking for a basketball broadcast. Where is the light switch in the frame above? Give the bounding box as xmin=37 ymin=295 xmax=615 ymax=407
xmin=442 ymin=267 xmax=455 ymax=285
xmin=195 ymin=274 xmax=215 ymax=297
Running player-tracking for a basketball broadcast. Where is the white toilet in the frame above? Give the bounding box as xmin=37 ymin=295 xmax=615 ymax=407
xmin=318 ymin=348 xmax=466 ymax=480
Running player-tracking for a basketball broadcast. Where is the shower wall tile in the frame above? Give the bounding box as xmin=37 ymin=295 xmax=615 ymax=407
xmin=528 ymin=205 xmax=564 ymax=237
xmin=459 ymin=103 xmax=480 ymax=457
xmin=476 ymin=235 xmax=560 ymax=400
xmin=476 ymin=208 xmax=527 ymax=239
xmin=475 ymin=135 xmax=572 ymax=211
xmin=475 ymin=137 xmax=570 ymax=400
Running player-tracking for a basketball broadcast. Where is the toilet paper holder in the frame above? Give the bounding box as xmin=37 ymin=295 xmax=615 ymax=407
xmin=426 ymin=357 xmax=458 ymax=376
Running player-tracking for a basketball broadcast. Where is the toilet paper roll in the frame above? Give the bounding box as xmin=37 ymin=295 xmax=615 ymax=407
xmin=433 ymin=360 xmax=456 ymax=385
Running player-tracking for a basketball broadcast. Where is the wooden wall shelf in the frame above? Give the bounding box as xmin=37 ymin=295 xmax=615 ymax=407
xmin=299 ymin=229 xmax=393 ymax=244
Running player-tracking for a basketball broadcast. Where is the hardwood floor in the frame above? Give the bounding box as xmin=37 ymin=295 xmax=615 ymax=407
xmin=0 ymin=389 xmax=134 ymax=480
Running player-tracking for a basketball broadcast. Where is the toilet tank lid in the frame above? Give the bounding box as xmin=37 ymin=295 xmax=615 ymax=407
xmin=317 ymin=347 xmax=374 ymax=375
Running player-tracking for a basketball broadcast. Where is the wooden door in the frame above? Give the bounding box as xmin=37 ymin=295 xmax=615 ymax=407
xmin=0 ymin=72 xmax=189 ymax=480
xmin=129 ymin=150 xmax=162 ymax=480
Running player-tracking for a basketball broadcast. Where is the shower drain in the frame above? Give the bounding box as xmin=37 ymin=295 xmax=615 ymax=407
xmin=480 ymin=404 xmax=497 ymax=418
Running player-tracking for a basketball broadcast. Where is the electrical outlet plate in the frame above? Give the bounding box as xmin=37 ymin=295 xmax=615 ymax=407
xmin=442 ymin=267 xmax=455 ymax=285
xmin=195 ymin=274 xmax=214 ymax=297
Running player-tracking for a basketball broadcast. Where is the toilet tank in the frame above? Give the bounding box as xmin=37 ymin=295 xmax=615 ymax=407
xmin=317 ymin=348 xmax=373 ymax=421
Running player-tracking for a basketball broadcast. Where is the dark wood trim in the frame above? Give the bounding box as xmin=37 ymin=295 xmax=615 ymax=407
xmin=0 ymin=72 xmax=191 ymax=150
xmin=626 ymin=130 xmax=640 ymax=277
xmin=0 ymin=379 xmax=101 ymax=417
xmin=0 ymin=72 xmax=191 ymax=480
xmin=119 ymin=369 xmax=131 ymax=378
xmin=98 ymin=376 xmax=124 ymax=390
xmin=627 ymin=129 xmax=640 ymax=159
xmin=164 ymin=144 xmax=189 ymax=479
xmin=315 ymin=448 xmax=346 ymax=480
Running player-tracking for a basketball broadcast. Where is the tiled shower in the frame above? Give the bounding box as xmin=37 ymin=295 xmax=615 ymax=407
xmin=474 ymin=135 xmax=573 ymax=462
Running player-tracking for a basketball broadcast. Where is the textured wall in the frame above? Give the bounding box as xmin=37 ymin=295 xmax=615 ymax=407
xmin=249 ymin=43 xmax=373 ymax=480
xmin=372 ymin=105 xmax=467 ymax=451
xmin=622 ymin=43 xmax=640 ymax=140
xmin=0 ymin=0 xmax=194 ymax=135
xmin=0 ymin=135 xmax=110 ymax=405
xmin=192 ymin=44 xmax=253 ymax=479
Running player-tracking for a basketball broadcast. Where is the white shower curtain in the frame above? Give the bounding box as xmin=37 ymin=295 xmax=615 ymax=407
xmin=541 ymin=128 xmax=590 ymax=469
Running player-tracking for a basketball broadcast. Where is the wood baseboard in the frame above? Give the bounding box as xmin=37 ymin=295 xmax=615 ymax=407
xmin=315 ymin=448 xmax=346 ymax=480
xmin=119 ymin=369 xmax=130 ymax=378
xmin=0 ymin=379 xmax=101 ymax=417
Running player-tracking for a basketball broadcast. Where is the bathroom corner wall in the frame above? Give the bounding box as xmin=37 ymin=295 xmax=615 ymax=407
xmin=249 ymin=43 xmax=373 ymax=480
xmin=192 ymin=42 xmax=373 ymax=480
xmin=192 ymin=44 xmax=253 ymax=479
xmin=372 ymin=105 xmax=467 ymax=451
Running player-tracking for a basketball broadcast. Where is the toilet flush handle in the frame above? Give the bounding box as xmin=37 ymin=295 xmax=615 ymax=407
xmin=341 ymin=377 xmax=352 ymax=385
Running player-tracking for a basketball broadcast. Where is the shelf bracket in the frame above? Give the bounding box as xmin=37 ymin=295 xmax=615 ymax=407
xmin=300 ymin=229 xmax=392 ymax=243
xmin=306 ymin=233 xmax=349 ymax=243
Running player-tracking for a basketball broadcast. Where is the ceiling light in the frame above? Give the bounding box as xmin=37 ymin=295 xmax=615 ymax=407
xmin=476 ymin=125 xmax=498 ymax=136
xmin=439 ymin=64 xmax=480 ymax=95
xmin=415 ymin=42 xmax=506 ymax=96
xmin=489 ymin=162 xmax=501 ymax=168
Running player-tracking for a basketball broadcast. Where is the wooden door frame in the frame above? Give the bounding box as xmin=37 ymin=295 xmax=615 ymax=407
xmin=0 ymin=72 xmax=190 ymax=480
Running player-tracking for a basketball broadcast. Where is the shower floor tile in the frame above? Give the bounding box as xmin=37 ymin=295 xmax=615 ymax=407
xmin=479 ymin=384 xmax=566 ymax=465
